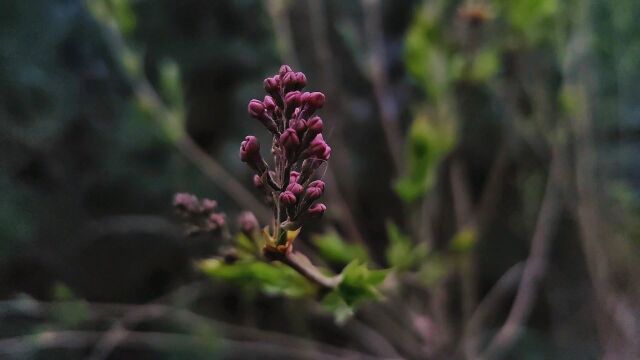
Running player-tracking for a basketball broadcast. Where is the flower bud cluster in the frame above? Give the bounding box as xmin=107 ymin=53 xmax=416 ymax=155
xmin=241 ymin=65 xmax=330 ymax=237
xmin=173 ymin=192 xmax=226 ymax=235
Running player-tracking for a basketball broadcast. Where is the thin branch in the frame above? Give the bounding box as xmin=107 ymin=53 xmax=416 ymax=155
xmin=97 ymin=11 xmax=271 ymax=221
xmin=0 ymin=296 xmax=386 ymax=360
xmin=360 ymin=0 xmax=403 ymax=173
xmin=462 ymin=262 xmax=525 ymax=359
xmin=0 ymin=330 xmax=376 ymax=360
xmin=477 ymin=149 xmax=563 ymax=360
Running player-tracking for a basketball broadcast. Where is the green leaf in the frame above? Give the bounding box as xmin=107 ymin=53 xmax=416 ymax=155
xmin=394 ymin=114 xmax=456 ymax=203
xmin=417 ymin=255 xmax=450 ymax=287
xmin=199 ymin=259 xmax=314 ymax=298
xmin=312 ymin=231 xmax=369 ymax=265
xmin=336 ymin=260 xmax=389 ymax=307
xmin=385 ymin=222 xmax=429 ymax=271
xmin=450 ymin=227 xmax=477 ymax=253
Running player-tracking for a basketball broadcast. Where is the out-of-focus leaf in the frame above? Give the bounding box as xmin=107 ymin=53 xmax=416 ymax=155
xmin=394 ymin=113 xmax=456 ymax=202
xmin=468 ymin=49 xmax=499 ymax=82
xmin=417 ymin=255 xmax=450 ymax=287
xmin=492 ymin=0 xmax=558 ymax=44
xmin=385 ymin=221 xmax=429 ymax=271
xmin=322 ymin=291 xmax=354 ymax=325
xmin=450 ymin=227 xmax=477 ymax=253
xmin=159 ymin=59 xmax=184 ymax=110
xmin=51 ymin=283 xmax=89 ymax=327
xmin=110 ymin=0 xmax=137 ymax=35
xmin=335 ymin=260 xmax=388 ymax=307
xmin=312 ymin=232 xmax=369 ymax=265
xmin=199 ymin=259 xmax=314 ymax=298
xmin=405 ymin=5 xmax=451 ymax=98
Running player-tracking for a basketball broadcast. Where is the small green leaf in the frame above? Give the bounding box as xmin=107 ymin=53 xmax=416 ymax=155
xmin=394 ymin=114 xmax=456 ymax=203
xmin=199 ymin=259 xmax=314 ymax=298
xmin=450 ymin=227 xmax=477 ymax=253
xmin=312 ymin=231 xmax=369 ymax=265
xmin=385 ymin=222 xmax=429 ymax=271
xmin=337 ymin=260 xmax=389 ymax=306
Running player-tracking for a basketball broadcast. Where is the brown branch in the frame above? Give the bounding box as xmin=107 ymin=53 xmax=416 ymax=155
xmin=477 ymin=149 xmax=563 ymax=360
xmin=0 ymin=330 xmax=375 ymax=360
xmin=0 ymin=296 xmax=385 ymax=360
xmin=264 ymin=248 xmax=342 ymax=291
xmin=98 ymin=12 xmax=271 ymax=222
xmin=462 ymin=262 xmax=525 ymax=359
xmin=360 ymin=0 xmax=403 ymax=173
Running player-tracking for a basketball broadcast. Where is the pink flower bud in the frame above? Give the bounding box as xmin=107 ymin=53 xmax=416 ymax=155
xmin=289 ymin=171 xmax=301 ymax=183
xmin=286 ymin=182 xmax=304 ymax=196
xmin=279 ymin=65 xmax=293 ymax=76
xmin=248 ymin=99 xmax=265 ymax=117
xmin=306 ymin=116 xmax=323 ymax=135
xmin=293 ymin=72 xmax=307 ymax=88
xmin=173 ymin=193 xmax=199 ymax=213
xmin=284 ymin=91 xmax=301 ymax=108
xmin=279 ymin=191 xmax=297 ymax=205
xmin=300 ymin=92 xmax=311 ymax=104
xmin=253 ymin=174 xmax=264 ymax=188
xmin=289 ymin=118 xmax=307 ymax=133
xmin=307 ymin=92 xmax=325 ymax=109
xmin=237 ymin=211 xmax=259 ymax=235
xmin=240 ymin=136 xmax=261 ymax=163
xmin=307 ymin=203 xmax=327 ymax=218
xmin=305 ymin=185 xmax=323 ymax=201
xmin=263 ymin=96 xmax=276 ymax=111
xmin=309 ymin=134 xmax=329 ymax=159
xmin=200 ymin=198 xmax=218 ymax=213
xmin=264 ymin=76 xmax=280 ymax=93
xmin=279 ymin=128 xmax=300 ymax=153
xmin=309 ymin=180 xmax=325 ymax=192
xmin=208 ymin=213 xmax=226 ymax=229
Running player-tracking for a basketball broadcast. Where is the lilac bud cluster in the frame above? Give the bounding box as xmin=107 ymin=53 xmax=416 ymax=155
xmin=241 ymin=65 xmax=330 ymax=238
xmin=173 ymin=193 xmax=226 ymax=235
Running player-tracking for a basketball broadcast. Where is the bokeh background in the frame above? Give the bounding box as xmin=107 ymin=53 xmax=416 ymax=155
xmin=1 ymin=0 xmax=639 ymax=359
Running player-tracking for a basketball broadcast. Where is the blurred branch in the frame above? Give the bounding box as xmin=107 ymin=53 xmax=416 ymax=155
xmin=92 ymin=3 xmax=271 ymax=221
xmin=462 ymin=262 xmax=525 ymax=359
xmin=477 ymin=148 xmax=563 ymax=360
xmin=264 ymin=0 xmax=300 ymax=69
xmin=0 ymin=295 xmax=387 ymax=360
xmin=0 ymin=330 xmax=378 ymax=360
xmin=360 ymin=0 xmax=403 ymax=173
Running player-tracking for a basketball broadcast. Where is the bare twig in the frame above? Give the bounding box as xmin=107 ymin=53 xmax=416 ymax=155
xmin=462 ymin=262 xmax=525 ymax=359
xmin=477 ymin=149 xmax=563 ymax=360
xmin=0 ymin=330 xmax=381 ymax=360
xmin=97 ymin=11 xmax=271 ymax=221
xmin=360 ymin=0 xmax=403 ymax=173
xmin=0 ymin=296 xmax=388 ymax=360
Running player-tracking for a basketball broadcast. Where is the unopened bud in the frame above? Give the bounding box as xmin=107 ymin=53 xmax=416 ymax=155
xmin=237 ymin=211 xmax=259 ymax=235
xmin=306 ymin=116 xmax=323 ymax=135
xmin=305 ymin=185 xmax=323 ymax=201
xmin=173 ymin=193 xmax=199 ymax=213
xmin=279 ymin=191 xmax=297 ymax=206
xmin=284 ymin=91 xmax=301 ymax=108
xmin=286 ymin=182 xmax=304 ymax=196
xmin=279 ymin=128 xmax=300 ymax=154
xmin=248 ymin=99 xmax=265 ymax=117
xmin=253 ymin=174 xmax=264 ymax=188
xmin=307 ymin=203 xmax=326 ymax=218
xmin=289 ymin=118 xmax=307 ymax=133
xmin=279 ymin=65 xmax=293 ymax=76
xmin=309 ymin=180 xmax=325 ymax=192
xmin=307 ymin=92 xmax=325 ymax=109
xmin=290 ymin=171 xmax=301 ymax=183
xmin=263 ymin=96 xmax=276 ymax=111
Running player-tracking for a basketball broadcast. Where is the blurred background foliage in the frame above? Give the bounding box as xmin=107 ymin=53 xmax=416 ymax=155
xmin=1 ymin=0 xmax=639 ymax=359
